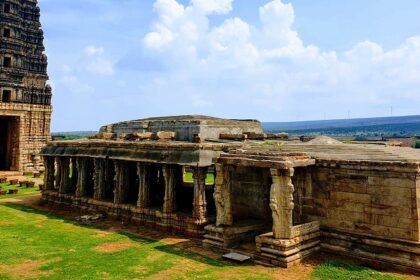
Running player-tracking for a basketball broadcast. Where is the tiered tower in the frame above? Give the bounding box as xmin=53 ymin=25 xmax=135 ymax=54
xmin=0 ymin=0 xmax=52 ymax=172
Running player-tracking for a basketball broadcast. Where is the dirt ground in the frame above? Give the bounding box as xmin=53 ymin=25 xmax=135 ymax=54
xmin=1 ymin=194 xmax=419 ymax=280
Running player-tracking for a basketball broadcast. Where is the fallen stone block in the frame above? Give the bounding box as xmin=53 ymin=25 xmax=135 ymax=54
xmin=19 ymin=181 xmax=28 ymax=187
xmin=266 ymin=133 xmax=289 ymax=140
xmin=9 ymin=179 xmax=18 ymax=185
xmin=8 ymin=189 xmax=18 ymax=195
xmin=88 ymin=133 xmax=117 ymax=140
xmin=121 ymin=132 xmax=153 ymax=141
xmin=244 ymin=132 xmax=267 ymax=140
xmin=220 ymin=134 xmax=247 ymax=141
xmin=154 ymin=131 xmax=176 ymax=141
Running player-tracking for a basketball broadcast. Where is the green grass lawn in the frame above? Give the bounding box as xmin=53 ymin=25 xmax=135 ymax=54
xmin=0 ymin=202 xmax=404 ymax=280
xmin=312 ymin=261 xmax=400 ymax=280
xmin=0 ymin=182 xmax=41 ymax=199
xmin=183 ymin=172 xmax=215 ymax=185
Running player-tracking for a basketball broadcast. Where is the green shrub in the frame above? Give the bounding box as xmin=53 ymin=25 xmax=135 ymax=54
xmin=415 ymin=141 xmax=420 ymax=149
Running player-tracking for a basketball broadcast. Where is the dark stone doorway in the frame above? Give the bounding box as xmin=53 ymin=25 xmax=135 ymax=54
xmin=0 ymin=116 xmax=19 ymax=170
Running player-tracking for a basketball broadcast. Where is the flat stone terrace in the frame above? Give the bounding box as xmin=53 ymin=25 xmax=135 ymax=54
xmin=41 ymin=139 xmax=242 ymax=167
xmin=244 ymin=142 xmax=420 ymax=169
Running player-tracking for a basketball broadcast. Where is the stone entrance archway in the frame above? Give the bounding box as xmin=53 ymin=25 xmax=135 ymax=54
xmin=0 ymin=116 xmax=19 ymax=171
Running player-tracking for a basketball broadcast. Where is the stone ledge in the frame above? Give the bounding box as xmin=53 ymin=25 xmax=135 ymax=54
xmin=321 ymin=228 xmax=420 ymax=274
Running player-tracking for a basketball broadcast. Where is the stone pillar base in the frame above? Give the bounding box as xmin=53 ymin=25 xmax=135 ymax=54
xmin=256 ymin=221 xmax=320 ymax=268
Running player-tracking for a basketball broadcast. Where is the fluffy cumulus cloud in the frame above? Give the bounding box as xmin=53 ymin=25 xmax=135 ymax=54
xmin=139 ymin=0 xmax=420 ymax=119
xmin=84 ymin=45 xmax=115 ymax=76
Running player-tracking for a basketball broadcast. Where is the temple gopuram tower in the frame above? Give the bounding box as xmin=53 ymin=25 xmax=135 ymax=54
xmin=0 ymin=0 xmax=52 ymax=172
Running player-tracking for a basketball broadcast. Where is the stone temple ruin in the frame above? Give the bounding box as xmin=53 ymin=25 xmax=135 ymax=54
xmin=40 ymin=115 xmax=420 ymax=273
xmin=0 ymin=0 xmax=52 ymax=172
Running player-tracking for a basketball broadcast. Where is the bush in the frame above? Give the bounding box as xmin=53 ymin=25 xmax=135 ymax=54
xmin=415 ymin=141 xmax=420 ymax=149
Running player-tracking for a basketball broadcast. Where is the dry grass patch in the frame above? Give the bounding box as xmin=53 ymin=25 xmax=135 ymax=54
xmin=95 ymin=230 xmax=114 ymax=237
xmin=147 ymin=259 xmax=208 ymax=280
xmin=94 ymin=242 xmax=132 ymax=253
xmin=0 ymin=259 xmax=59 ymax=279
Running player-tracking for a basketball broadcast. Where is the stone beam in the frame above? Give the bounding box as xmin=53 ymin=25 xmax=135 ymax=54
xmin=270 ymin=168 xmax=295 ymax=239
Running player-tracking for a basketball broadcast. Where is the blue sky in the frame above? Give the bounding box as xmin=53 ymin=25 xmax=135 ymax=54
xmin=38 ymin=0 xmax=420 ymax=132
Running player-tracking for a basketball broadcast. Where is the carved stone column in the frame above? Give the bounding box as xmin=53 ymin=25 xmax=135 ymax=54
xmin=43 ymin=156 xmax=55 ymax=191
xmin=75 ymin=158 xmax=89 ymax=197
xmin=270 ymin=168 xmax=295 ymax=239
xmin=57 ymin=157 xmax=71 ymax=194
xmin=162 ymin=165 xmax=176 ymax=214
xmin=137 ymin=163 xmax=151 ymax=208
xmin=192 ymin=167 xmax=208 ymax=220
xmin=55 ymin=158 xmax=61 ymax=191
xmin=214 ymin=164 xmax=233 ymax=226
xmin=114 ymin=160 xmax=130 ymax=204
xmin=70 ymin=157 xmax=78 ymax=193
xmin=93 ymin=158 xmax=106 ymax=200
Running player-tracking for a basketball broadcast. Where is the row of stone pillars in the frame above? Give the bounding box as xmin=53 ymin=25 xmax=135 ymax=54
xmin=43 ymin=156 xmax=210 ymax=220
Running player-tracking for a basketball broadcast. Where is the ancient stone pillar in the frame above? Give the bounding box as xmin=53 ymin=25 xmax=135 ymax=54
xmin=270 ymin=168 xmax=295 ymax=239
xmin=70 ymin=158 xmax=78 ymax=193
xmin=75 ymin=158 xmax=91 ymax=197
xmin=162 ymin=165 xmax=177 ymax=214
xmin=57 ymin=157 xmax=71 ymax=194
xmin=192 ymin=167 xmax=208 ymax=220
xmin=55 ymin=158 xmax=61 ymax=191
xmin=137 ymin=163 xmax=151 ymax=208
xmin=43 ymin=156 xmax=55 ymax=190
xmin=93 ymin=158 xmax=107 ymax=200
xmin=114 ymin=160 xmax=130 ymax=204
xmin=214 ymin=164 xmax=233 ymax=226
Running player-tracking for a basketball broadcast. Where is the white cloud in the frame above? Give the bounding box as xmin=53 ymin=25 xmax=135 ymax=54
xmin=191 ymin=0 xmax=233 ymax=15
xmin=86 ymin=58 xmax=115 ymax=76
xmin=83 ymin=45 xmax=114 ymax=76
xmin=84 ymin=45 xmax=105 ymax=56
xmin=138 ymin=0 xmax=420 ymax=120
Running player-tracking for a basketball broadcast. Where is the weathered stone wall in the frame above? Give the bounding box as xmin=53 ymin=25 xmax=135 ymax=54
xmin=307 ymin=162 xmax=419 ymax=241
xmin=230 ymin=166 xmax=272 ymax=222
xmin=1 ymin=103 xmax=52 ymax=171
xmin=100 ymin=116 xmax=263 ymax=142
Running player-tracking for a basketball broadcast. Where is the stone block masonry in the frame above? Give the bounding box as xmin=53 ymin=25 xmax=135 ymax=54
xmin=0 ymin=0 xmax=52 ymax=172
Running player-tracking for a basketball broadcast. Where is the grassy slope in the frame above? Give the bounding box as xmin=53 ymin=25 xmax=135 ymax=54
xmin=0 ymin=203 xmax=402 ymax=280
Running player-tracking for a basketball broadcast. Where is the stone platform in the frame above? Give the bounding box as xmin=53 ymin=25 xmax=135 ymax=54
xmin=255 ymin=221 xmax=320 ymax=268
